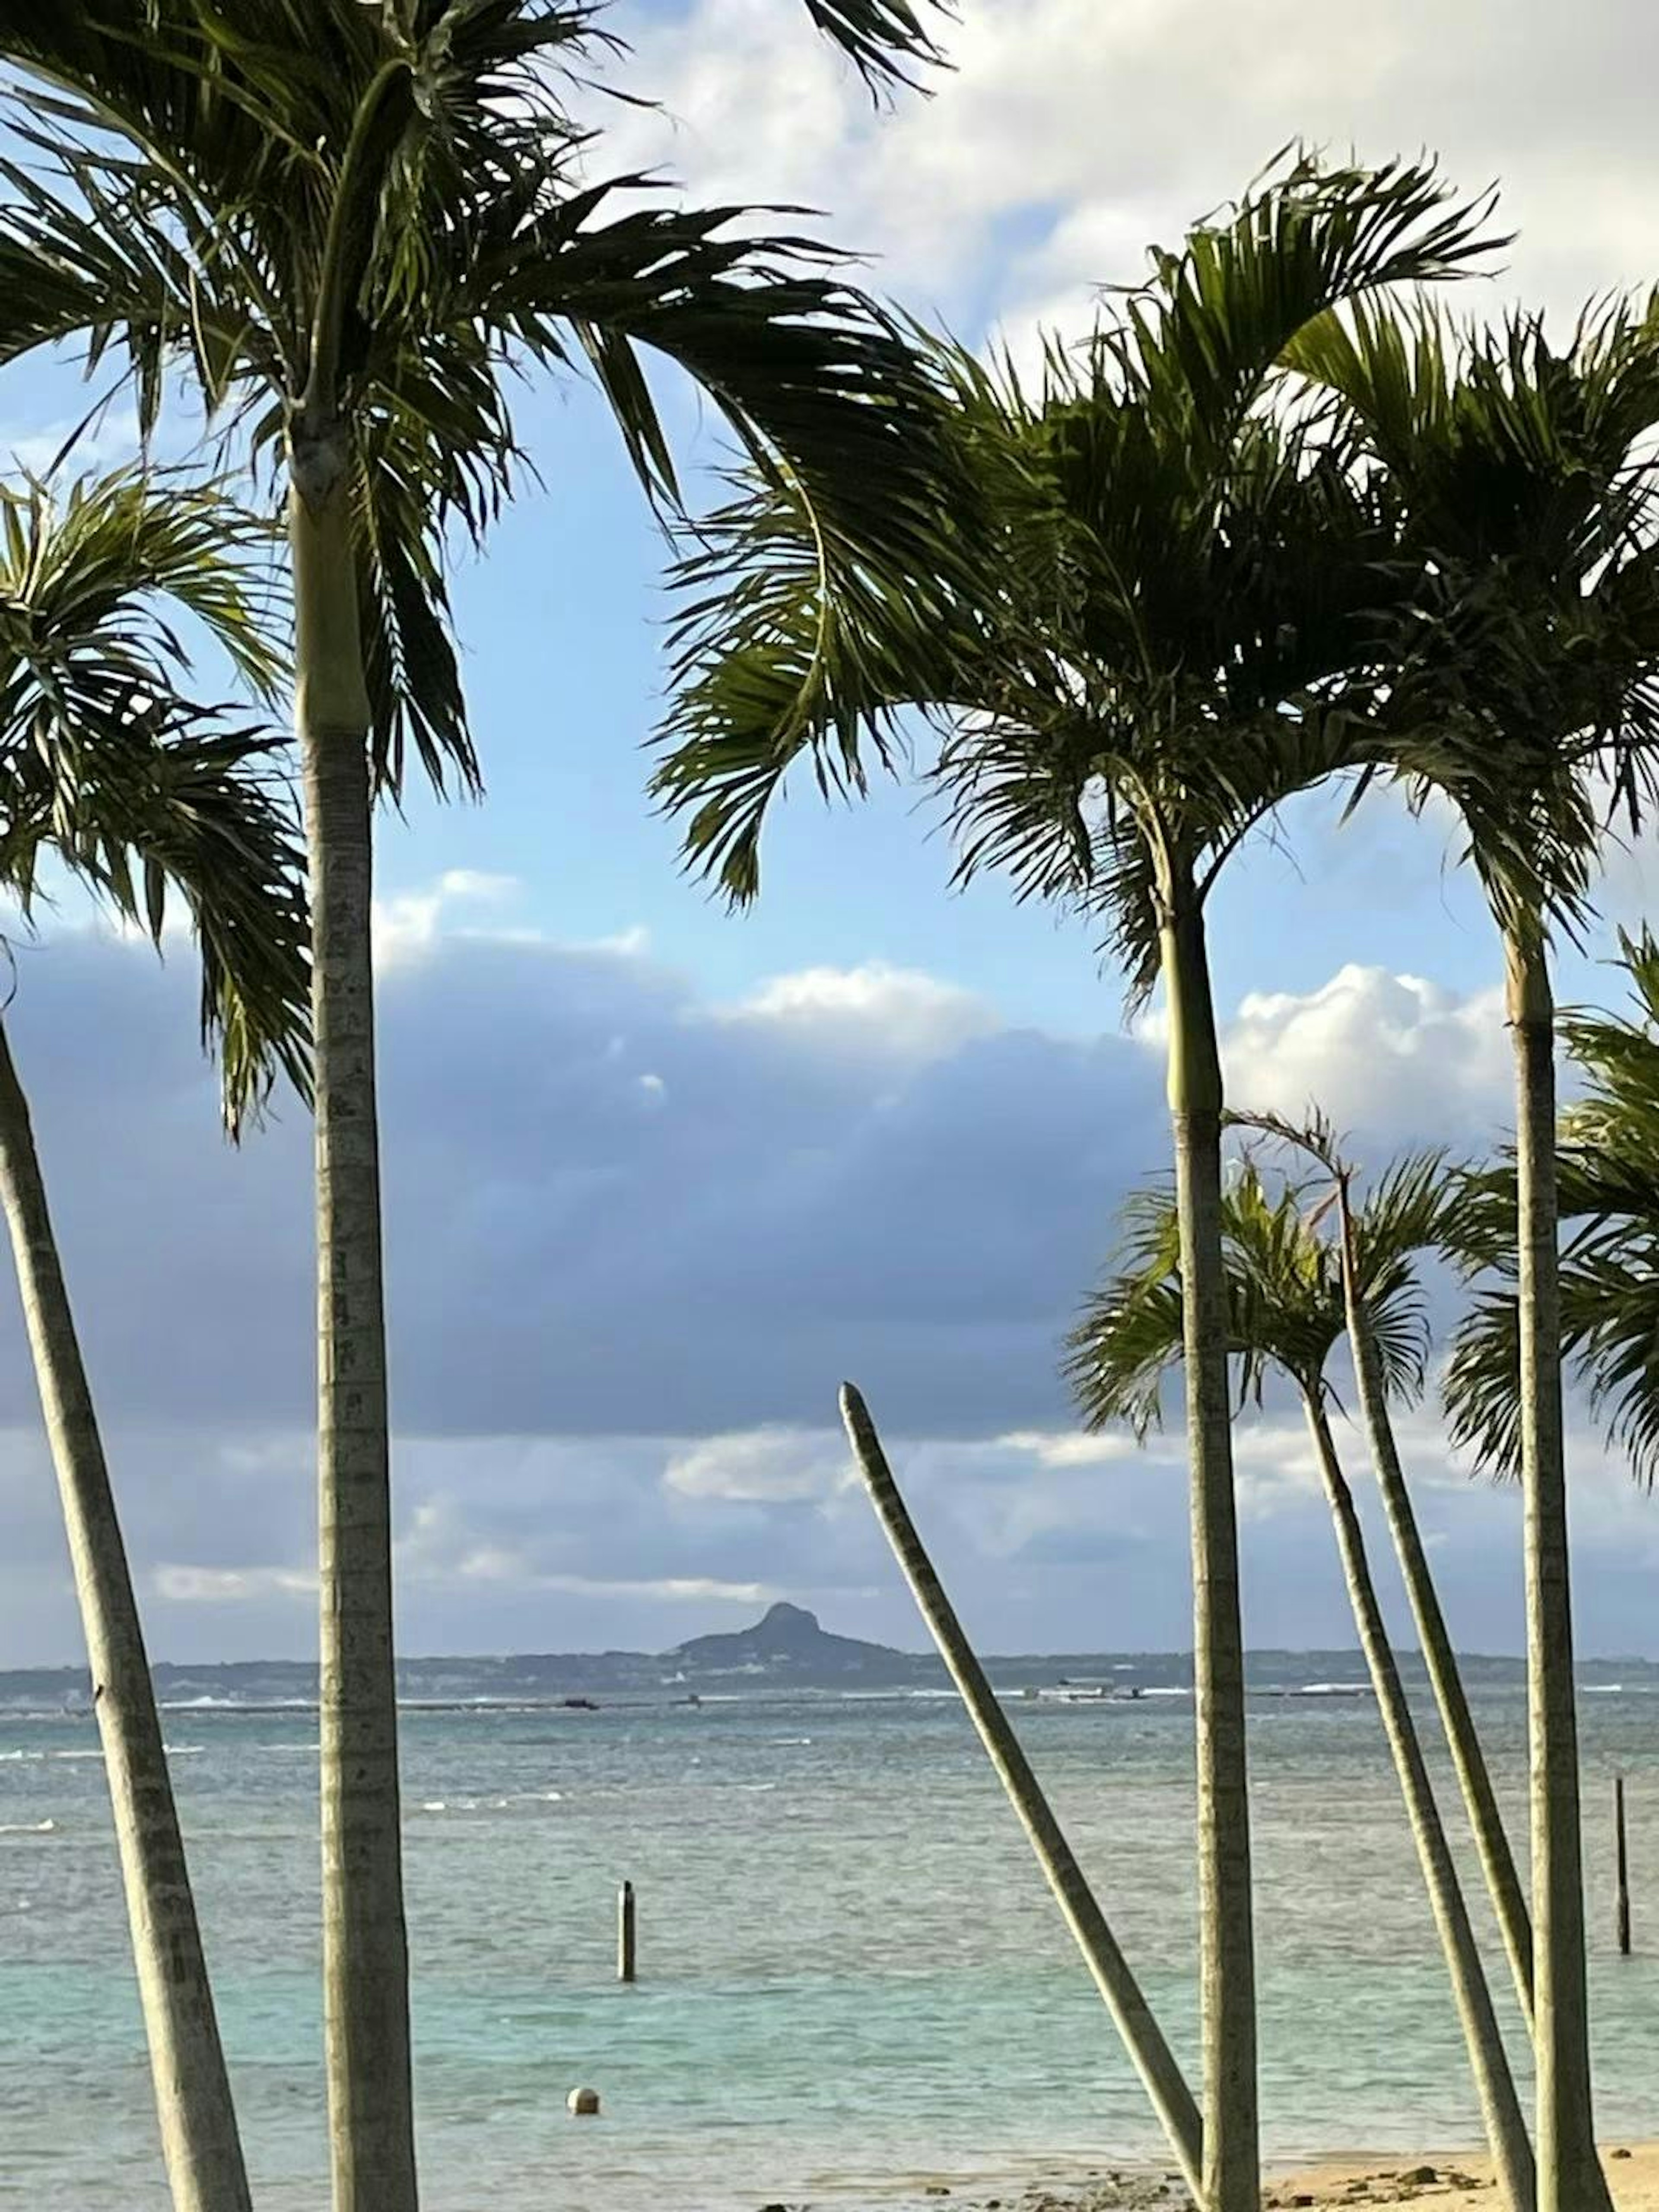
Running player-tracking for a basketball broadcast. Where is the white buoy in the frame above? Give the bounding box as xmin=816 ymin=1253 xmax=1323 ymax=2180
xmin=567 ymin=2087 xmax=601 ymax=2117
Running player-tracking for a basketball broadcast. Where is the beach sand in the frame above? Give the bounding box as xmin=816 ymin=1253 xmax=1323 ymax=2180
xmin=931 ymin=2145 xmax=1659 ymax=2212
xmin=1267 ymin=2145 xmax=1659 ymax=2209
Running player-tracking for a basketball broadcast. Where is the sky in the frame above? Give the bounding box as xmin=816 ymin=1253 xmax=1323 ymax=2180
xmin=5 ymin=0 xmax=1659 ymax=1666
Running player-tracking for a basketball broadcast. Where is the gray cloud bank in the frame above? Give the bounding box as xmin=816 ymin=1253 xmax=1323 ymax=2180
xmin=1 ymin=890 xmax=1655 ymax=1664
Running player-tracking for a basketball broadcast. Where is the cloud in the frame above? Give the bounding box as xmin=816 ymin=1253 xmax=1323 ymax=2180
xmin=664 ymin=1427 xmax=853 ymax=1502
xmin=3 ymin=892 xmax=1655 ymax=1663
xmin=592 ymin=0 xmax=1659 ymax=356
xmin=153 ymin=1565 xmax=315 ymax=1604
xmin=709 ymin=960 xmax=999 ymax=1066
xmin=0 ymin=406 xmax=144 ymax=477
xmin=1215 ymin=964 xmax=1510 ymax=1140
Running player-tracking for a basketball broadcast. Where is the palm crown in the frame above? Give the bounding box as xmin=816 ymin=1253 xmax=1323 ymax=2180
xmin=1065 ymin=1157 xmax=1443 ymax=1430
xmin=1287 ymin=295 xmax=1659 ymax=941
xmin=0 ymin=0 xmax=966 ymax=795
xmin=655 ymin=153 xmax=1499 ymax=960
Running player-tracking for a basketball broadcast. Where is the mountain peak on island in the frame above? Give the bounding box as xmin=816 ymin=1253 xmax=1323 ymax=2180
xmin=751 ymin=1601 xmax=821 ymax=1643
xmin=667 ymin=1601 xmax=896 ymax=1676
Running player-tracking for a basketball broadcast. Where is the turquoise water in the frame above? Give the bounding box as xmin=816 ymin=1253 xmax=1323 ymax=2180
xmin=2 ymin=1687 xmax=1657 ymax=2209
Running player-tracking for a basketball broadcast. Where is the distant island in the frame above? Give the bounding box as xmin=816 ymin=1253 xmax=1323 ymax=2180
xmin=3 ymin=1601 xmax=1654 ymax=1710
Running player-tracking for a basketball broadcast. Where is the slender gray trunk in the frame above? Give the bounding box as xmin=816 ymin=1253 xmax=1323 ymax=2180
xmin=0 ymin=1013 xmax=251 ymax=2212
xmin=291 ymin=424 xmax=419 ymax=2212
xmin=1160 ymin=889 xmax=1257 ymax=2212
xmin=1337 ymin=1189 xmax=1535 ymax=2028
xmin=1506 ymin=930 xmax=1600 ymax=2212
xmin=839 ymin=1383 xmax=1204 ymax=2199
xmin=1303 ymin=1395 xmax=1534 ymax=2212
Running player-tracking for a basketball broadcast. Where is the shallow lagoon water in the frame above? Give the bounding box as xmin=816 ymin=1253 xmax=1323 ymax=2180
xmin=2 ymin=1685 xmax=1656 ymax=2209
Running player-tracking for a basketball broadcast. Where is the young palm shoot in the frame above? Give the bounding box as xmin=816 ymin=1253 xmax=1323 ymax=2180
xmin=0 ymin=10 xmax=973 ymax=2200
xmin=0 ymin=466 xmax=308 ymax=2212
xmin=1287 ymin=297 xmax=1659 ymax=2212
xmin=659 ymin=159 xmax=1502 ymax=2212
xmin=1066 ymin=1167 xmax=1535 ymax=2212
xmin=840 ymin=1383 xmax=1203 ymax=2199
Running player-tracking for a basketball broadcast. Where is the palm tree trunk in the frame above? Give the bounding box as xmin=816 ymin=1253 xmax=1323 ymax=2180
xmin=839 ymin=1383 xmax=1204 ymax=2199
xmin=0 ymin=1013 xmax=252 ymax=2212
xmin=1159 ymin=888 xmax=1257 ymax=2212
xmin=1303 ymin=1394 xmax=1534 ymax=2212
xmin=1336 ymin=1189 xmax=1534 ymax=2028
xmin=1506 ymin=928 xmax=1600 ymax=2212
xmin=290 ymin=425 xmax=419 ymax=2212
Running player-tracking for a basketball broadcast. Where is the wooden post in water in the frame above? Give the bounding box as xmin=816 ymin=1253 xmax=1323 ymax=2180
xmin=1616 ymin=1778 xmax=1631 ymax=1958
xmin=617 ymin=1879 xmax=637 ymax=1983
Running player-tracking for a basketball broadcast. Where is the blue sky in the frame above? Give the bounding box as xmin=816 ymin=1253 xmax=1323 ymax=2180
xmin=4 ymin=0 xmax=1659 ymax=1666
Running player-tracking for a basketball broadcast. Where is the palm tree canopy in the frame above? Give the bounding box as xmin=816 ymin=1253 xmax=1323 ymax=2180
xmin=654 ymin=153 xmax=1501 ymax=979
xmin=0 ymin=465 xmax=310 ymax=1130
xmin=1286 ymin=296 xmax=1659 ymax=942
xmin=1444 ymin=929 xmax=1659 ymax=1486
xmin=0 ymin=0 xmax=967 ymax=796
xmin=1065 ymin=1156 xmax=1440 ymax=1435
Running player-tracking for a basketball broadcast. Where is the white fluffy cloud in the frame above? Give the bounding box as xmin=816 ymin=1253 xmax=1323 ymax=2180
xmin=1215 ymin=964 xmax=1511 ymax=1138
xmin=664 ymin=1426 xmax=854 ymax=1501
xmin=595 ymin=0 xmax=1659 ymax=353
xmin=709 ymin=960 xmax=999 ymax=1066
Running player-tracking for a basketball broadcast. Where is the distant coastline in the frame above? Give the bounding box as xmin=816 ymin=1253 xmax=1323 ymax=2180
xmin=5 ymin=1599 xmax=1657 ymax=1710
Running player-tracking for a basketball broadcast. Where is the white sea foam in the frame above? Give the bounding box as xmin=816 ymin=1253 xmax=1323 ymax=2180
xmin=0 ymin=1820 xmax=57 ymax=1836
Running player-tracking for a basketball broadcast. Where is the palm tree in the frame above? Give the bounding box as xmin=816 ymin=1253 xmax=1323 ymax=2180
xmin=0 ymin=9 xmax=972 ymax=2201
xmin=0 ymin=464 xmax=308 ymax=2212
xmin=1234 ymin=1112 xmax=1537 ymax=2031
xmin=1287 ymin=298 xmax=1659 ymax=2212
xmin=1066 ymin=1163 xmax=1535 ymax=2212
xmin=1446 ymin=927 xmax=1659 ymax=1489
xmin=655 ymin=154 xmax=1498 ymax=2212
xmin=839 ymin=1381 xmax=1203 ymax=2199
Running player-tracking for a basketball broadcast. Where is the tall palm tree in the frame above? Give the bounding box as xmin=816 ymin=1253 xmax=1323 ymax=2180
xmin=1287 ymin=298 xmax=1659 ymax=2212
xmin=655 ymin=154 xmax=1497 ymax=2212
xmin=1446 ymin=926 xmax=1659 ymax=1489
xmin=839 ymin=1381 xmax=1203 ymax=2198
xmin=0 ymin=464 xmax=308 ymax=2212
xmin=0 ymin=9 xmax=970 ymax=2202
xmin=1066 ymin=1163 xmax=1535 ymax=2212
xmin=1234 ymin=1111 xmax=1537 ymax=2030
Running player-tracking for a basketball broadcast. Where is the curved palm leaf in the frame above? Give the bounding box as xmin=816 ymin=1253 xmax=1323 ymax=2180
xmin=1445 ymin=931 xmax=1659 ymax=1487
xmin=0 ymin=464 xmax=308 ymax=1127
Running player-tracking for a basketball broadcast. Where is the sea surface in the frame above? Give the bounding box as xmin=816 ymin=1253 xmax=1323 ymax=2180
xmin=2 ymin=1681 xmax=1657 ymax=2210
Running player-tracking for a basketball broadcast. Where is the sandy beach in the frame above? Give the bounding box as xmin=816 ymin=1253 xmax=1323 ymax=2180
xmin=1268 ymin=2146 xmax=1659 ymax=2209
xmin=926 ymin=2145 xmax=1659 ymax=2212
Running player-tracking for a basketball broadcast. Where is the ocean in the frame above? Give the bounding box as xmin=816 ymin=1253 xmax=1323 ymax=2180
xmin=2 ymin=1681 xmax=1656 ymax=2210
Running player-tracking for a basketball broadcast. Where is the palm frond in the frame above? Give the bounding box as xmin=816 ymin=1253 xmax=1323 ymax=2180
xmin=0 ymin=459 xmax=308 ymax=1127
xmin=801 ymin=0 xmax=951 ymax=89
xmin=1292 ymin=291 xmax=1659 ymax=926
xmin=0 ymin=0 xmax=967 ymax=813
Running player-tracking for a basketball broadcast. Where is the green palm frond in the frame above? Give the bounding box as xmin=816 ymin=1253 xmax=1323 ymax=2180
xmin=1443 ymin=931 xmax=1659 ymax=1484
xmin=801 ymin=0 xmax=951 ymax=88
xmin=0 ymin=461 xmax=308 ymax=1130
xmin=1229 ymin=1107 xmax=1448 ymax=1405
xmin=0 ymin=0 xmax=966 ymax=805
xmin=653 ymin=153 xmax=1498 ymax=947
xmin=1066 ymin=1155 xmax=1439 ymax=1437
xmin=1291 ymin=293 xmax=1659 ymax=931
